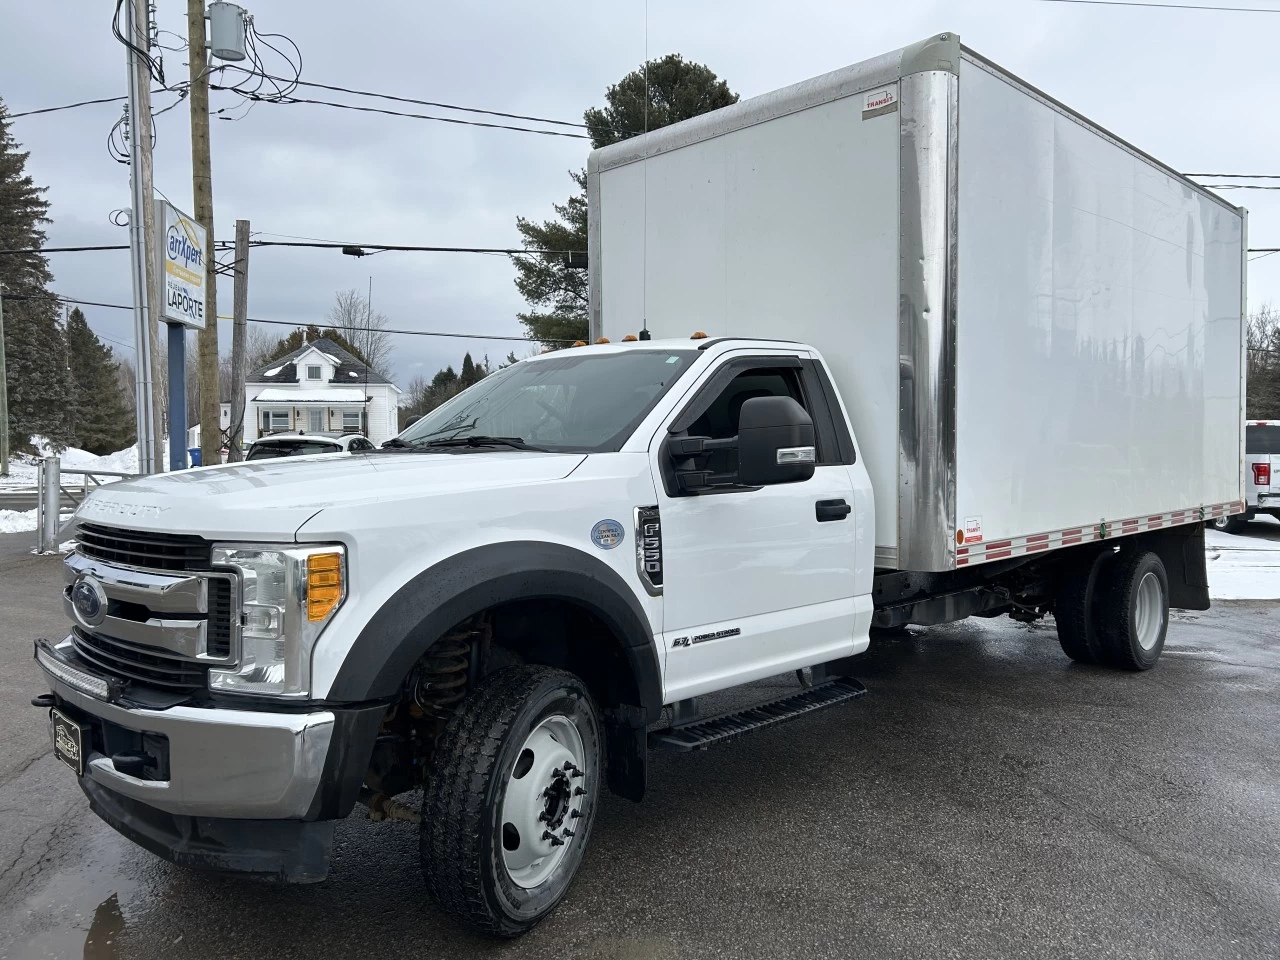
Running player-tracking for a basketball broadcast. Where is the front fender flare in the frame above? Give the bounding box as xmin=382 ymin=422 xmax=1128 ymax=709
xmin=325 ymin=541 xmax=662 ymax=719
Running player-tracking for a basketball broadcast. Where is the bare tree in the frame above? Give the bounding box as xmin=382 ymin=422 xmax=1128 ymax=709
xmin=1248 ymin=303 xmax=1280 ymax=419
xmin=328 ymin=288 xmax=391 ymax=376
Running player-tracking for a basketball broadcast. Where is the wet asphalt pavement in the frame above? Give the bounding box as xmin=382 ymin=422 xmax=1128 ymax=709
xmin=1 ymin=529 xmax=1278 ymax=959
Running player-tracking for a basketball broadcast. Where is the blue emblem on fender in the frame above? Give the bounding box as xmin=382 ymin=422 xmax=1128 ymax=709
xmin=590 ymin=519 xmax=624 ymax=550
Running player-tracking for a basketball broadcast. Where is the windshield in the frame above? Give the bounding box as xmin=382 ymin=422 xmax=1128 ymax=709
xmin=247 ymin=440 xmax=342 ymax=460
xmin=397 ymin=349 xmax=698 ymax=452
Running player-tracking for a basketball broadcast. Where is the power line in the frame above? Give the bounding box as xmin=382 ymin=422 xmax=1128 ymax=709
xmin=214 ymin=90 xmax=590 ymax=139
xmin=220 ymin=66 xmax=594 ymax=131
xmin=1037 ymin=0 xmax=1280 ymax=12
xmin=1186 ymin=173 xmax=1280 ymax=179
xmin=1200 ymin=184 xmax=1280 ymax=190
xmin=0 ymin=245 xmax=130 ymax=255
xmin=7 ymin=95 xmax=129 ymax=119
xmin=2 ymin=293 xmax=571 ymax=343
xmin=218 ymin=240 xmax=584 ymax=255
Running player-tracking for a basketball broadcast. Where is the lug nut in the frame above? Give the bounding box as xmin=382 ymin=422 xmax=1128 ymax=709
xmin=573 ymin=787 xmax=586 ymax=797
xmin=570 ymin=809 xmax=583 ymax=819
xmin=542 ymin=831 xmax=565 ymax=847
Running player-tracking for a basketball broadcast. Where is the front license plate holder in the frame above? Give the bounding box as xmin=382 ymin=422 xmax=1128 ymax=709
xmin=51 ymin=707 xmax=86 ymax=776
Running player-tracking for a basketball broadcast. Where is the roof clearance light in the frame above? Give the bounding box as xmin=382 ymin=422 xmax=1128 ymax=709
xmin=621 ymin=335 xmax=639 ymax=342
xmin=596 ymin=337 xmax=610 ymax=344
xmin=690 ymin=331 xmax=708 ymax=340
xmin=572 ymin=340 xmax=587 ymax=347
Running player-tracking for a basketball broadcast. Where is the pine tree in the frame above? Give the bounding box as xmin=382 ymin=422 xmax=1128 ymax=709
xmin=460 ymin=352 xmax=477 ymax=387
xmin=65 ymin=308 xmax=134 ymax=455
xmin=0 ymin=98 xmax=73 ymax=449
xmin=512 ymin=57 xmax=738 ymax=348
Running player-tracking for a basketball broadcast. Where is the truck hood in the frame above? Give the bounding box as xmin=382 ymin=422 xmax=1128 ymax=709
xmin=75 ymin=452 xmax=587 ymax=539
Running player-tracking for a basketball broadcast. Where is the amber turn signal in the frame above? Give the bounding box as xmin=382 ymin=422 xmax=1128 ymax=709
xmin=306 ymin=552 xmax=344 ymax=621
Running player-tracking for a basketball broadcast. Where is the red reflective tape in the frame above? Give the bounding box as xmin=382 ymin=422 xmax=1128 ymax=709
xmin=1025 ymin=542 xmax=1049 ymax=552
xmin=1147 ymin=516 xmax=1162 ymax=524
xmin=1062 ymin=528 xmax=1082 ymax=537
xmin=1026 ymin=534 xmax=1049 ymax=543
xmin=957 ymin=557 xmax=969 ymax=566
xmin=987 ymin=549 xmax=1013 ymax=560
xmin=957 ymin=547 xmax=969 ymax=556
xmin=1122 ymin=519 xmax=1139 ymax=529
xmin=1061 ymin=536 xmax=1082 ymax=546
xmin=986 ymin=540 xmax=1012 ymax=550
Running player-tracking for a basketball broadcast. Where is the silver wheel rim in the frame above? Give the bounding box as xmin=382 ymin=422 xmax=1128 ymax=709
xmin=500 ymin=714 xmax=586 ymax=889
xmin=1135 ymin=571 xmax=1165 ymax=651
xmin=1213 ymin=516 xmax=1230 ymax=530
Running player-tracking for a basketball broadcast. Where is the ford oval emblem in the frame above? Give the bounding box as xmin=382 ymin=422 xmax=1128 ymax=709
xmin=71 ymin=575 xmax=108 ymax=628
xmin=590 ymin=519 xmax=624 ymax=550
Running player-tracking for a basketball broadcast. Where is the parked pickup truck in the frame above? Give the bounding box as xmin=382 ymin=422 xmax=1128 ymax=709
xmin=34 ymin=31 xmax=1245 ymax=938
xmin=1215 ymin=421 xmax=1280 ymax=534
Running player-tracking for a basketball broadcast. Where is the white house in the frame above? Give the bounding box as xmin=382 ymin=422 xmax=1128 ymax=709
xmin=241 ymin=337 xmax=402 ymax=446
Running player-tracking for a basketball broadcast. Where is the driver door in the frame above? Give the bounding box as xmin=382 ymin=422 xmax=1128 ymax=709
xmin=652 ymin=354 xmax=865 ymax=702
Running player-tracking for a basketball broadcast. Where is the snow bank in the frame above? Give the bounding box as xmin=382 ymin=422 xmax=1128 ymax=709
xmin=0 ymin=508 xmax=39 ymax=533
xmin=1206 ymin=526 xmax=1280 ymax=600
xmin=0 ymin=437 xmax=145 ymax=488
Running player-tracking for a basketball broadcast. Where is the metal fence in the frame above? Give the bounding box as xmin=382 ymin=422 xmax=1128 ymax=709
xmin=35 ymin=457 xmax=138 ymax=554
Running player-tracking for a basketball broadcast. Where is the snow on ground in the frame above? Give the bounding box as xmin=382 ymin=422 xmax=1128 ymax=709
xmin=1206 ymin=522 xmax=1280 ymax=600
xmin=0 ymin=508 xmax=75 ymax=534
xmin=0 ymin=436 xmax=142 ymax=488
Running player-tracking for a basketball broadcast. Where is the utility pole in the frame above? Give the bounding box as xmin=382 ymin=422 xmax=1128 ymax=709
xmin=125 ymin=0 xmax=160 ymax=474
xmin=0 ymin=288 xmax=8 ymax=478
xmin=188 ymin=0 xmax=220 ymax=467
xmin=133 ymin=0 xmax=166 ymax=473
xmin=228 ymin=218 xmax=249 ymax=461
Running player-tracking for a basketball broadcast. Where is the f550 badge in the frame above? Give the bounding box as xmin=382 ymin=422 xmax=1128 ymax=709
xmin=591 ymin=519 xmax=624 ymax=550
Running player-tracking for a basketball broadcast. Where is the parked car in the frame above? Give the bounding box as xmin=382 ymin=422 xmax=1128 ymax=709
xmin=1215 ymin=420 xmax=1280 ymax=533
xmin=245 ymin=433 xmax=376 ymax=460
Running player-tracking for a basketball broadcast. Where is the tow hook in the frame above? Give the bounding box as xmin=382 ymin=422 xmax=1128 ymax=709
xmin=31 ymin=693 xmax=56 ymax=708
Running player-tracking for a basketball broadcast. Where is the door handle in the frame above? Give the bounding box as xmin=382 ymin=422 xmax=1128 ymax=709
xmin=815 ymin=499 xmax=851 ymax=522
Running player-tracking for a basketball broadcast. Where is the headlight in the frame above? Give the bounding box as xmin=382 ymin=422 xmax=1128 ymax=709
xmin=209 ymin=543 xmax=346 ymax=698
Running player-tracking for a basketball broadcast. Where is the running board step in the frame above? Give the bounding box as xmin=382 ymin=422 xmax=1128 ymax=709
xmin=649 ymin=677 xmax=867 ymax=752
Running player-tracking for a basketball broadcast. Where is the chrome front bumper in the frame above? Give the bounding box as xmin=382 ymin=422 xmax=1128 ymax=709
xmin=36 ymin=637 xmax=335 ymax=819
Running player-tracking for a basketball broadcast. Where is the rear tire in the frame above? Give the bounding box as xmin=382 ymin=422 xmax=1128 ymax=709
xmin=1096 ymin=550 xmax=1169 ymax=671
xmin=420 ymin=666 xmax=602 ymax=938
xmin=1212 ymin=513 xmax=1249 ymax=535
xmin=1054 ymin=551 xmax=1113 ymax=665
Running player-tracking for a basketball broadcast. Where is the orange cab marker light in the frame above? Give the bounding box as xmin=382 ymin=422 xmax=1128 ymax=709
xmin=595 ymin=337 xmax=610 ymax=344
xmin=306 ymin=552 xmax=344 ymax=621
xmin=690 ymin=331 xmax=708 ymax=340
xmin=621 ymin=334 xmax=639 ymax=342
xmin=572 ymin=340 xmax=587 ymax=347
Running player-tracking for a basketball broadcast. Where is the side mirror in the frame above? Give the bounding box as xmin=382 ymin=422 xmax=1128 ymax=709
xmin=737 ymin=396 xmax=816 ymax=486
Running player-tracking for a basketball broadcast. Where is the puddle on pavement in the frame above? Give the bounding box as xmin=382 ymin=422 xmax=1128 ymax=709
xmin=0 ymin=822 xmax=162 ymax=960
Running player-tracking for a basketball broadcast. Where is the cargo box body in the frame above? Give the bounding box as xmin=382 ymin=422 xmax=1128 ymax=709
xmin=588 ymin=32 xmax=1246 ymax=572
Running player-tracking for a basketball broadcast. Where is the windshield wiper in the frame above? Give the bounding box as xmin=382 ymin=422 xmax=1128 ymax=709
xmin=420 ymin=435 xmax=546 ymax=452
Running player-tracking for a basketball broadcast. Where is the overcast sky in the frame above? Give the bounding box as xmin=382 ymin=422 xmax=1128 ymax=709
xmin=3 ymin=0 xmax=1278 ymax=387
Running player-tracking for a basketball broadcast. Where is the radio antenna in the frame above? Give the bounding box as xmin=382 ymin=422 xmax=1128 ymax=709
xmin=639 ymin=0 xmax=651 ymax=341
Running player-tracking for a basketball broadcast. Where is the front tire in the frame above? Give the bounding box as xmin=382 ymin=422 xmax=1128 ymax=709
xmin=421 ymin=666 xmax=602 ymax=938
xmin=1096 ymin=550 xmax=1169 ymax=671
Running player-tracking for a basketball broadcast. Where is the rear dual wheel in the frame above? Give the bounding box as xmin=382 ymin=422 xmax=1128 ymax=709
xmin=1055 ymin=548 xmax=1168 ymax=671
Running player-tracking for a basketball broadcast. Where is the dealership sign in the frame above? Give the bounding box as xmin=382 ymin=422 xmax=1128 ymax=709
xmin=154 ymin=199 xmax=207 ymax=329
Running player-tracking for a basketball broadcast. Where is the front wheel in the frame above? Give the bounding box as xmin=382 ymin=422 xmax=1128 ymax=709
xmin=420 ymin=666 xmax=602 ymax=938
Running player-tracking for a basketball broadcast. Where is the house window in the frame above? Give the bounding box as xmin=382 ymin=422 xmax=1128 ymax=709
xmin=307 ymin=408 xmax=324 ymax=432
xmin=342 ymin=410 xmax=362 ymax=433
xmin=306 ymin=365 xmax=322 ymax=381
xmin=262 ymin=409 xmax=289 ymax=433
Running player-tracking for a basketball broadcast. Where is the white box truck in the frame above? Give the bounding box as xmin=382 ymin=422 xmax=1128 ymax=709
xmin=34 ymin=32 xmax=1245 ymax=938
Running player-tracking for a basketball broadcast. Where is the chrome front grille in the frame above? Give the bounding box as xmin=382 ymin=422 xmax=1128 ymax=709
xmin=64 ymin=532 xmax=237 ymax=693
xmin=77 ymin=522 xmax=211 ymax=572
